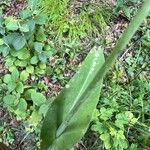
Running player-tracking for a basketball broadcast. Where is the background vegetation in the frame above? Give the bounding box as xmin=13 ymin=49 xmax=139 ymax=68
xmin=0 ymin=0 xmax=149 ymax=149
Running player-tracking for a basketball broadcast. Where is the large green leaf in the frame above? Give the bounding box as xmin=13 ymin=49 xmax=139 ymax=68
xmin=40 ymin=1 xmax=150 ymax=149
xmin=40 ymin=47 xmax=105 ymax=150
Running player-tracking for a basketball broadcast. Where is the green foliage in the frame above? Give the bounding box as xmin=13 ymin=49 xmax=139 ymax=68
xmin=116 ymin=0 xmax=140 ymax=18
xmin=92 ymin=74 xmax=149 ymax=149
xmin=0 ymin=1 xmax=54 ymax=126
xmin=91 ymin=21 xmax=150 ymax=150
xmin=0 ymin=128 xmax=14 ymax=146
xmin=2 ymin=68 xmax=48 ymax=121
xmin=41 ymin=1 xmax=150 ymax=149
xmin=92 ymin=100 xmax=138 ymax=149
xmin=31 ymin=91 xmax=46 ymax=106
xmin=0 ymin=7 xmax=55 ymax=75
xmin=41 ymin=47 xmax=105 ymax=150
xmin=0 ymin=0 xmax=150 ymax=149
xmin=38 ymin=0 xmax=108 ymax=40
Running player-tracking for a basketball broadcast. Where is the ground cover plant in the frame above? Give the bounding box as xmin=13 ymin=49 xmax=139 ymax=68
xmin=0 ymin=0 xmax=150 ymax=150
xmin=0 ymin=1 xmax=54 ymax=125
xmin=38 ymin=0 xmax=109 ymax=40
xmin=116 ymin=0 xmax=141 ymax=18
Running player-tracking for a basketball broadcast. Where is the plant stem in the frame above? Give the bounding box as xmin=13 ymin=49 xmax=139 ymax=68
xmin=56 ymin=0 xmax=150 ymax=137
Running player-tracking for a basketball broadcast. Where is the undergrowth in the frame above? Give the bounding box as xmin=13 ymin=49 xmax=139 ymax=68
xmin=38 ymin=0 xmax=109 ymax=40
xmin=0 ymin=0 xmax=149 ymax=149
xmin=91 ymin=27 xmax=150 ymax=150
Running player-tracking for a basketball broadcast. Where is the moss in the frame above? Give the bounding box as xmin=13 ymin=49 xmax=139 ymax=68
xmin=38 ymin=0 xmax=109 ymax=40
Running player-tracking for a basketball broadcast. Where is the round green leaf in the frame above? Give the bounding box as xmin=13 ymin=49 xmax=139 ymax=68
xmin=17 ymin=98 xmax=27 ymax=111
xmin=39 ymin=63 xmax=46 ymax=69
xmin=28 ymin=0 xmax=38 ymax=10
xmin=31 ymin=91 xmax=46 ymax=106
xmin=15 ymin=60 xmax=27 ymax=67
xmin=9 ymin=65 xmax=17 ymax=72
xmin=15 ymin=98 xmax=27 ymax=120
xmin=5 ymin=57 xmax=16 ymax=67
xmin=27 ymin=19 xmax=36 ymax=31
xmin=26 ymin=65 xmax=34 ymax=74
xmin=19 ymin=23 xmax=29 ymax=32
xmin=11 ymin=69 xmax=19 ymax=81
xmin=19 ymin=9 xmax=32 ymax=19
xmin=16 ymin=82 xmax=24 ymax=93
xmin=2 ymin=46 xmax=9 ymax=57
xmin=3 ymin=74 xmax=12 ymax=83
xmin=20 ymin=70 xmax=29 ymax=81
xmin=17 ymin=48 xmax=30 ymax=60
xmin=8 ymin=81 xmax=17 ymax=92
xmin=12 ymin=35 xmax=26 ymax=51
xmin=35 ymin=67 xmax=45 ymax=75
xmin=5 ymin=17 xmax=19 ymax=31
xmin=30 ymin=56 xmax=38 ymax=64
xmin=39 ymin=53 xmax=47 ymax=63
xmin=3 ymin=33 xmax=19 ymax=45
xmin=34 ymin=42 xmax=43 ymax=52
xmin=24 ymin=89 xmax=36 ymax=100
xmin=3 ymin=95 xmax=16 ymax=106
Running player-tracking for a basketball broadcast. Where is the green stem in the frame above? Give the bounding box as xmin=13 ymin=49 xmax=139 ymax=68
xmin=56 ymin=0 xmax=150 ymax=137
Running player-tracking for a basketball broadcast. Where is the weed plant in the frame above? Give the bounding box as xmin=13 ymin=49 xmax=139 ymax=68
xmin=91 ymin=27 xmax=150 ymax=150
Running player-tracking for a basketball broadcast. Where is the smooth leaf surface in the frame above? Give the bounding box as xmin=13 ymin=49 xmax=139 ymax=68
xmin=5 ymin=17 xmax=18 ymax=31
xmin=40 ymin=47 xmax=105 ymax=150
xmin=19 ymin=23 xmax=30 ymax=32
xmin=17 ymin=98 xmax=27 ymax=111
xmin=16 ymin=82 xmax=24 ymax=93
xmin=31 ymin=91 xmax=46 ymax=106
xmin=16 ymin=48 xmax=30 ymax=60
xmin=2 ymin=46 xmax=9 ymax=57
xmin=7 ymin=81 xmax=16 ymax=92
xmin=11 ymin=69 xmax=19 ymax=81
xmin=30 ymin=56 xmax=38 ymax=64
xmin=39 ymin=53 xmax=47 ymax=62
xmin=20 ymin=70 xmax=29 ymax=81
xmin=3 ymin=95 xmax=16 ymax=106
xmin=3 ymin=74 xmax=12 ymax=83
xmin=19 ymin=9 xmax=32 ymax=19
xmin=34 ymin=42 xmax=43 ymax=52
xmin=12 ymin=35 xmax=26 ymax=51
xmin=26 ymin=65 xmax=34 ymax=74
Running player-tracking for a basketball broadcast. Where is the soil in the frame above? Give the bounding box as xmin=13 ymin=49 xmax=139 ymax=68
xmin=4 ymin=0 xmax=27 ymax=17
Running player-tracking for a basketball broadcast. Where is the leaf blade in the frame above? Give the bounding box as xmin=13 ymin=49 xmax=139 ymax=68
xmin=40 ymin=47 xmax=105 ymax=150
